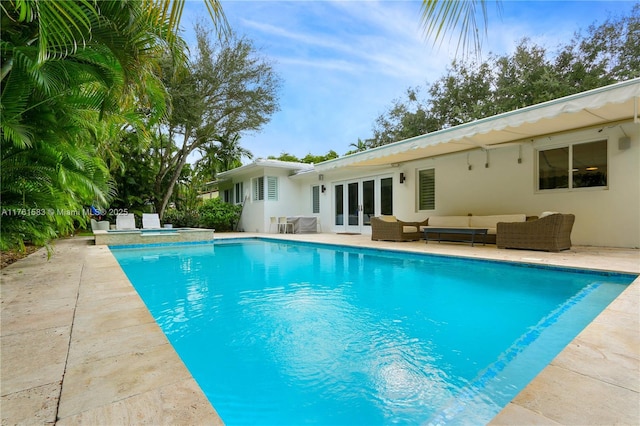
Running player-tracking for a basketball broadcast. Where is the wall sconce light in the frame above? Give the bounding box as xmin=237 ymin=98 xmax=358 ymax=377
xmin=517 ymin=145 xmax=523 ymax=164
xmin=321 ymin=185 xmax=326 ymax=193
xmin=318 ymin=174 xmax=324 ymax=181
xmin=399 ymin=172 xmax=406 ymax=184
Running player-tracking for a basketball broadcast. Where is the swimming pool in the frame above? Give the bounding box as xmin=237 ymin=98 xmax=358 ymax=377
xmin=111 ymin=239 xmax=635 ymax=425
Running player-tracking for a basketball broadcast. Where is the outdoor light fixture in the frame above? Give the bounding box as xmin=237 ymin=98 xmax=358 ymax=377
xmin=321 ymin=185 xmax=326 ymax=193
xmin=399 ymin=173 xmax=406 ymax=184
xmin=318 ymin=174 xmax=324 ymax=181
xmin=517 ymin=145 xmax=523 ymax=164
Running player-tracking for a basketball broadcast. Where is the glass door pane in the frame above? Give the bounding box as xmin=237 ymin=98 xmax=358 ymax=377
xmin=362 ymin=180 xmax=374 ymax=226
xmin=335 ymin=184 xmax=344 ymax=225
xmin=380 ymin=177 xmax=393 ymax=215
xmin=348 ymin=182 xmax=359 ymax=226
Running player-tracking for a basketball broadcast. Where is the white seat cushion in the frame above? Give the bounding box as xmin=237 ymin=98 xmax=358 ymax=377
xmin=428 ymin=216 xmax=470 ymax=227
xmin=402 ymin=225 xmax=418 ymax=233
xmin=469 ymin=214 xmax=526 ymax=228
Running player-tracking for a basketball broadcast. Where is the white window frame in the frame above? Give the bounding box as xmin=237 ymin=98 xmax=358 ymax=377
xmin=536 ymin=139 xmax=608 ymax=192
xmin=417 ymin=168 xmax=436 ymax=211
xmin=234 ymin=182 xmax=244 ymax=204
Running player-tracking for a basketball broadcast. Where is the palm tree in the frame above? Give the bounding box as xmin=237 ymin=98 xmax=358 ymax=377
xmin=0 ymin=0 xmax=226 ymax=250
xmin=215 ymin=133 xmax=253 ymax=172
xmin=421 ymin=0 xmax=497 ymax=55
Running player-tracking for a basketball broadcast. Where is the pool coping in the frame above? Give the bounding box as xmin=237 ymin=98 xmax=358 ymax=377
xmin=1 ymin=233 xmax=638 ymax=424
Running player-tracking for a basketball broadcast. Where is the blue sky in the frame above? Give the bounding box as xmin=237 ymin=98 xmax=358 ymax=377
xmin=182 ymin=0 xmax=636 ymax=162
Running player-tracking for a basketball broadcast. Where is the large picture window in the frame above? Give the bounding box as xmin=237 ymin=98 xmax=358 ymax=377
xmin=538 ymin=140 xmax=607 ymax=190
xmin=418 ymin=169 xmax=435 ymax=210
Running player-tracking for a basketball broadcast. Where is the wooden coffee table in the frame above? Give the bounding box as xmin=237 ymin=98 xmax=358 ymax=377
xmin=424 ymin=228 xmax=488 ymax=247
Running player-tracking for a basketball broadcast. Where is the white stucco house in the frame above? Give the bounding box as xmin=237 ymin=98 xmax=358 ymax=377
xmin=216 ymin=78 xmax=640 ymax=248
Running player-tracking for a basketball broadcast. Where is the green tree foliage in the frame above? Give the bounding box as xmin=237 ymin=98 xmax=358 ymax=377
xmin=153 ymin=24 xmax=281 ymax=219
xmin=362 ymin=7 xmax=639 ymax=148
xmin=268 ymin=152 xmax=301 ymax=162
xmin=344 ymin=138 xmax=371 ymax=155
xmin=194 ymin=132 xmax=253 ymax=182
xmin=267 ymin=151 xmax=339 ymax=163
xmin=0 ymin=0 xmax=171 ymax=250
xmin=301 ymin=151 xmax=339 ymax=164
xmin=198 ymin=198 xmax=242 ymax=231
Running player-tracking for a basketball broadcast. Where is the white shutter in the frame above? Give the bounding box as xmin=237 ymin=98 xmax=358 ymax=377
xmin=418 ymin=169 xmax=435 ymax=210
xmin=253 ymin=177 xmax=264 ymax=201
xmin=267 ymin=176 xmax=278 ymax=200
xmin=312 ymin=186 xmax=320 ymax=213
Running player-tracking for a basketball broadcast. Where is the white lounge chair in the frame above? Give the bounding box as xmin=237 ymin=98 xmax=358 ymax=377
xmin=116 ymin=213 xmax=137 ymax=230
xmin=142 ymin=213 xmax=161 ymax=229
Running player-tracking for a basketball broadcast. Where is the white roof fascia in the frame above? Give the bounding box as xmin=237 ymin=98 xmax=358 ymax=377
xmin=217 ymin=159 xmax=314 ymax=179
xmin=315 ymin=78 xmax=640 ymax=171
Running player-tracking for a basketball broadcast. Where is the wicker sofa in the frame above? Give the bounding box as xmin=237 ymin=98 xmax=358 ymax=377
xmin=496 ymin=213 xmax=575 ymax=252
xmin=370 ymin=216 xmax=426 ymax=242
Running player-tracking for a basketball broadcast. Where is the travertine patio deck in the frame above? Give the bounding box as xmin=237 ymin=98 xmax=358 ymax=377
xmin=1 ymin=233 xmax=638 ymax=425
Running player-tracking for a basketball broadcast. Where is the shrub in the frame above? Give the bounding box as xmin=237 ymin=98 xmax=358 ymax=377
xmin=198 ymin=198 xmax=241 ymax=231
xmin=163 ymin=209 xmax=200 ymax=228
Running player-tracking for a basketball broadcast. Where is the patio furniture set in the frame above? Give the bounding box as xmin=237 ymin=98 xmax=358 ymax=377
xmin=371 ymin=213 xmax=575 ymax=252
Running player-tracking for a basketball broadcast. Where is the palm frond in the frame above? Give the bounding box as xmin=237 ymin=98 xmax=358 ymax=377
xmin=421 ymin=0 xmax=498 ymax=56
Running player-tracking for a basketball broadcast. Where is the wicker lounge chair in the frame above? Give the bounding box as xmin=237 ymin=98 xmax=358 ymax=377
xmin=371 ymin=216 xmax=426 ymax=242
xmin=496 ymin=213 xmax=575 ymax=252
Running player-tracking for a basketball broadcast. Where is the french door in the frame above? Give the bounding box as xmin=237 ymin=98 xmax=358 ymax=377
xmin=334 ymin=176 xmax=393 ymax=233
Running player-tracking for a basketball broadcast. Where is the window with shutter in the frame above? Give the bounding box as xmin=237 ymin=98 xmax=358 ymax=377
xmin=312 ymin=186 xmax=320 ymax=213
xmin=267 ymin=176 xmax=278 ymax=200
xmin=253 ymin=177 xmax=264 ymax=201
xmin=418 ymin=169 xmax=435 ymax=210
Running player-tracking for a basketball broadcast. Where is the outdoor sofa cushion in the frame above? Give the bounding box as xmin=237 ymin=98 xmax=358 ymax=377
xmin=420 ymin=214 xmax=527 ymax=235
xmin=426 ymin=216 xmax=470 ymax=227
xmin=469 ymin=214 xmax=526 ymax=234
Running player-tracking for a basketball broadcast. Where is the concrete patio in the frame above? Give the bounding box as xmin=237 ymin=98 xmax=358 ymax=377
xmin=1 ymin=233 xmax=638 ymax=425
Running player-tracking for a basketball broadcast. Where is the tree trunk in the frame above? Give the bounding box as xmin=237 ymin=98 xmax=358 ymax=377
xmin=157 ymin=147 xmax=191 ymax=220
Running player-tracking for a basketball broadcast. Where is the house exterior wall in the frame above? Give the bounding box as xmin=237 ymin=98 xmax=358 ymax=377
xmin=233 ymin=167 xmax=311 ymax=233
xmin=305 ymin=122 xmax=639 ymax=248
xmin=397 ymin=122 xmax=639 ymax=248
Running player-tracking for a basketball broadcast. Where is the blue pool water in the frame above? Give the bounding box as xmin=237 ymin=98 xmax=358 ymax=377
xmin=111 ymin=239 xmax=635 ymax=425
